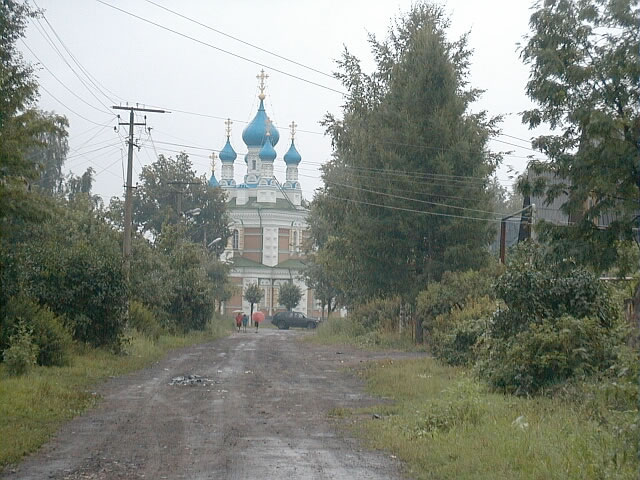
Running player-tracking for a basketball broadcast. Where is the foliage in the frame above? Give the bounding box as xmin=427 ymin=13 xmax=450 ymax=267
xmin=430 ymin=296 xmax=497 ymax=366
xmin=128 ymin=300 xmax=162 ymax=342
xmin=416 ymin=265 xmax=502 ymax=335
xmin=131 ymin=152 xmax=230 ymax=254
xmin=3 ymin=322 xmax=38 ymax=376
xmin=205 ymin=258 xmax=234 ymax=312
xmin=1 ymin=196 xmax=128 ymax=348
xmin=302 ymin=253 xmax=339 ymax=318
xmin=350 ymin=297 xmax=403 ymax=332
xmin=156 ymin=223 xmax=216 ymax=332
xmin=0 ymin=1 xmax=67 ymax=228
xmin=477 ymin=242 xmax=622 ymax=395
xmin=0 ymin=295 xmax=72 ymax=367
xmin=518 ymin=0 xmax=640 ymax=273
xmin=243 ymin=283 xmax=263 ymax=320
xmin=278 ymin=281 xmax=302 ymax=311
xmin=309 ymin=2 xmax=501 ymax=306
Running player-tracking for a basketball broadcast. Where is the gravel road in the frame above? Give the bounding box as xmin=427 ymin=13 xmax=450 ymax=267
xmin=3 ymin=328 xmax=412 ymax=479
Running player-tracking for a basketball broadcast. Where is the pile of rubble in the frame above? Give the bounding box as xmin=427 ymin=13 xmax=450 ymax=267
xmin=169 ymin=374 xmax=213 ymax=386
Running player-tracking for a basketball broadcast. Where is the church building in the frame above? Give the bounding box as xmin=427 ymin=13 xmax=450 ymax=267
xmin=209 ymin=71 xmax=320 ymax=318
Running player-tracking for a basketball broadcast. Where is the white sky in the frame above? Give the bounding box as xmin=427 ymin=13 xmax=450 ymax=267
xmin=21 ymin=0 xmax=549 ymax=205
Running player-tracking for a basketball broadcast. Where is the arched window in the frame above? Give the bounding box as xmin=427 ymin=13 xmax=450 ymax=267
xmin=252 ymin=159 xmax=256 ymax=170
xmin=293 ymin=230 xmax=298 ymax=247
xmin=232 ymin=229 xmax=239 ymax=249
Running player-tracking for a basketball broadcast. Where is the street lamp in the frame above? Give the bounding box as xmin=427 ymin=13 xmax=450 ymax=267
xmin=207 ymin=237 xmax=222 ymax=248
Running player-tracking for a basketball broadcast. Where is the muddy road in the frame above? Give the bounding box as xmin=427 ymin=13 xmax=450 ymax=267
xmin=4 ymin=328 xmax=412 ymax=479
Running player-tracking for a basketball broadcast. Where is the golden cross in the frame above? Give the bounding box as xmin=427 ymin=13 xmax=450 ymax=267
xmin=257 ymin=69 xmax=269 ymax=99
xmin=209 ymin=152 xmax=216 ymax=171
xmin=289 ymin=121 xmax=297 ymax=140
xmin=224 ymin=118 xmax=233 ymax=138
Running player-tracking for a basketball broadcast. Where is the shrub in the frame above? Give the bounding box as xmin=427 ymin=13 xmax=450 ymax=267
xmin=1 ymin=296 xmax=72 ymax=366
xmin=431 ymin=296 xmax=497 ymax=366
xmin=350 ymin=297 xmax=402 ymax=332
xmin=476 ymin=315 xmax=619 ymax=395
xmin=416 ymin=267 xmax=501 ymax=336
xmin=128 ymin=300 xmax=162 ymax=341
xmin=3 ymin=323 xmax=39 ymax=376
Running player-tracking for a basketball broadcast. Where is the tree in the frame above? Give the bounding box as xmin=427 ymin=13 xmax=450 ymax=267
xmin=243 ymin=283 xmax=263 ymax=324
xmin=0 ymin=1 xmax=68 ymax=228
xmin=310 ymin=3 xmax=500 ymax=308
xmin=303 ymin=255 xmax=339 ymax=319
xmin=278 ymin=281 xmax=302 ymax=312
xmin=133 ymin=152 xmax=230 ymax=252
xmin=28 ymin=113 xmax=69 ymax=195
xmin=518 ymin=0 xmax=639 ymax=272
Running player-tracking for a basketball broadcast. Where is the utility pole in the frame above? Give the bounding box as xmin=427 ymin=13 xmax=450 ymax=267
xmin=113 ymin=105 xmax=167 ymax=279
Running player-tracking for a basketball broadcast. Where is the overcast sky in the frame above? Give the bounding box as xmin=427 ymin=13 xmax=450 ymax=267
xmin=21 ymin=0 xmax=548 ymax=205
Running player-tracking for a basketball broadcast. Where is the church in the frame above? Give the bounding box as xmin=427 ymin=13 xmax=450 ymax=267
xmin=209 ymin=71 xmax=321 ymax=319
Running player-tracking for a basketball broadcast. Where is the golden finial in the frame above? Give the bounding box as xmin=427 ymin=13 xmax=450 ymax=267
xmin=257 ymin=69 xmax=269 ymax=100
xmin=289 ymin=121 xmax=297 ymax=140
xmin=209 ymin=152 xmax=216 ymax=172
xmin=224 ymin=118 xmax=233 ymax=139
xmin=265 ymin=117 xmax=272 ymax=136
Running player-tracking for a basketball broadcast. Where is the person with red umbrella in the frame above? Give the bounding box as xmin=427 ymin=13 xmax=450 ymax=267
xmin=252 ymin=311 xmax=265 ymax=332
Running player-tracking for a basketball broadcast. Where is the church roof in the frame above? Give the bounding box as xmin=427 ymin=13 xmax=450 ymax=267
xmin=283 ymin=139 xmax=301 ymax=165
xmin=259 ymin=135 xmax=277 ymax=161
xmin=208 ymin=172 xmax=219 ymax=187
xmin=242 ymin=98 xmax=280 ymax=148
xmin=219 ymin=138 xmax=237 ymax=163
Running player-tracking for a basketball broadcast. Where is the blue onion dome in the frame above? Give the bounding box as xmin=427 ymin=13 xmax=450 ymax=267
xmin=219 ymin=138 xmax=237 ymax=163
xmin=259 ymin=135 xmax=277 ymax=161
xmin=284 ymin=139 xmax=302 ymax=165
xmin=208 ymin=172 xmax=219 ymax=187
xmin=242 ymin=99 xmax=280 ymax=148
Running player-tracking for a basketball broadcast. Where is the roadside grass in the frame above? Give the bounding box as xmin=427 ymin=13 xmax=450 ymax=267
xmin=351 ymin=357 xmax=639 ymax=480
xmin=0 ymin=318 xmax=231 ymax=470
xmin=308 ymin=316 xmax=421 ymax=351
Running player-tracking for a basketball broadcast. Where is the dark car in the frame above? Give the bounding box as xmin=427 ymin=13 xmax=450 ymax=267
xmin=272 ymin=311 xmax=320 ymax=330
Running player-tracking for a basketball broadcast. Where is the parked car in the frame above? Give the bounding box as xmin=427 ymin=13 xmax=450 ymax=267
xmin=272 ymin=311 xmax=320 ymax=330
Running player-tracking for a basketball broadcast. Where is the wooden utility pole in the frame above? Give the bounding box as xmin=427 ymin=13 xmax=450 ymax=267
xmin=112 ymin=105 xmax=167 ymax=278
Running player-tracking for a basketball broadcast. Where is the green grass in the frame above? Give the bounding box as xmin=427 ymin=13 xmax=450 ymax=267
xmin=0 ymin=319 xmax=231 ymax=469
xmin=351 ymin=357 xmax=639 ymax=480
xmin=308 ymin=316 xmax=422 ymax=351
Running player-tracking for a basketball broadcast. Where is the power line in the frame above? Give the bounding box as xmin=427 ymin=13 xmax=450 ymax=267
xmin=142 ymin=0 xmax=335 ymax=81
xmin=38 ymin=83 xmax=114 ymax=126
xmin=94 ymin=0 xmax=346 ymax=96
xmin=30 ymin=15 xmax=113 ymax=113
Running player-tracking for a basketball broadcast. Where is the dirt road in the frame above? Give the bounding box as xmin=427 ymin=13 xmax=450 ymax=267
xmin=4 ymin=328 xmax=411 ymax=479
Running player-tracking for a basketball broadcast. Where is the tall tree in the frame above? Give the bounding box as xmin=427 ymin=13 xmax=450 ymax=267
xmin=519 ymin=0 xmax=639 ymax=271
xmin=243 ymin=283 xmax=263 ymax=324
xmin=132 ymin=152 xmax=230 ymax=253
xmin=0 ymin=1 xmax=67 ymax=226
xmin=278 ymin=281 xmax=302 ymax=312
xmin=311 ymin=3 xmax=500 ymax=306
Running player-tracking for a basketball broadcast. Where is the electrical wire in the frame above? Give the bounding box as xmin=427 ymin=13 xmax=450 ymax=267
xmin=141 ymin=0 xmax=335 ymax=81
xmin=37 ymin=83 xmax=114 ymax=126
xmin=94 ymin=0 xmax=346 ymax=96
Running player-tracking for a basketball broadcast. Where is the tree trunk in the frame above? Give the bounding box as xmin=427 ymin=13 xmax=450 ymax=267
xmin=250 ymin=303 xmax=254 ymax=327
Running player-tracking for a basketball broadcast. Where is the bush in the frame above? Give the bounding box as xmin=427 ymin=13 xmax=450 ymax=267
xmin=476 ymin=243 xmax=623 ymax=395
xmin=431 ymin=296 xmax=497 ymax=366
xmin=416 ymin=267 xmax=501 ymax=336
xmin=477 ymin=315 xmax=618 ymax=395
xmin=350 ymin=297 xmax=402 ymax=332
xmin=128 ymin=300 xmax=162 ymax=341
xmin=3 ymin=323 xmax=39 ymax=376
xmin=1 ymin=296 xmax=72 ymax=367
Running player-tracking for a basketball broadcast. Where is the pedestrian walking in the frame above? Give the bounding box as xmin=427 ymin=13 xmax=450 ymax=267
xmin=252 ymin=311 xmax=264 ymax=332
xmin=242 ymin=313 xmax=248 ymax=333
xmin=235 ymin=312 xmax=242 ymax=332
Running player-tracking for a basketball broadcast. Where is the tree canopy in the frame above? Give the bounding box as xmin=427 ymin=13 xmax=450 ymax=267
xmin=309 ymin=3 xmax=501 ymax=306
xmin=518 ymin=0 xmax=640 ymax=271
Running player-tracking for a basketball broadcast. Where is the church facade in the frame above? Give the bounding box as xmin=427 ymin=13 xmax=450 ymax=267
xmin=209 ymin=72 xmax=320 ymax=318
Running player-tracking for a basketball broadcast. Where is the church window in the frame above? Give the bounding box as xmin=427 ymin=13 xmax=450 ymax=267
xmin=252 ymin=160 xmax=256 ymax=170
xmin=232 ymin=229 xmax=239 ymax=249
xmin=293 ymin=230 xmax=298 ymax=247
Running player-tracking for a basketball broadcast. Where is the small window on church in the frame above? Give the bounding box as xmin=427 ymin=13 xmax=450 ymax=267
xmin=232 ymin=229 xmax=239 ymax=249
xmin=293 ymin=230 xmax=298 ymax=247
xmin=252 ymin=160 xmax=256 ymax=170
